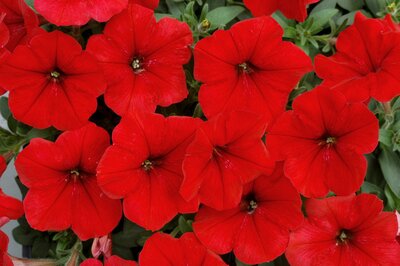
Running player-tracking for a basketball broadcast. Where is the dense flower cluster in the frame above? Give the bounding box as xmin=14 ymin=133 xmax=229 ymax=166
xmin=0 ymin=0 xmax=399 ymax=265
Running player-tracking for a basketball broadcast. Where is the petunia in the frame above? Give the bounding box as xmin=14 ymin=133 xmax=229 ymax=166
xmin=315 ymin=12 xmax=400 ymax=103
xmin=243 ymin=0 xmax=319 ymax=22
xmin=0 ymin=30 xmax=106 ymax=130
xmin=131 ymin=0 xmax=159 ymax=9
xmin=34 ymin=0 xmax=128 ymax=26
xmin=97 ymin=113 xmax=200 ymax=231
xmin=286 ymin=194 xmax=400 ymax=266
xmin=0 ymin=0 xmax=41 ymax=51
xmin=193 ymin=166 xmax=303 ymax=265
xmin=81 ymin=256 xmax=138 ymax=266
xmin=181 ymin=111 xmax=275 ymax=211
xmin=15 ymin=123 xmax=122 ymax=241
xmin=0 ymin=231 xmax=12 ymax=266
xmin=87 ymin=4 xmax=192 ymax=116
xmin=0 ymin=156 xmax=24 ymax=221
xmin=194 ymin=16 xmax=312 ymax=125
xmin=267 ymin=87 xmax=379 ymax=198
xmin=139 ymin=232 xmax=227 ymax=266
xmin=0 ymin=14 xmax=8 ymax=95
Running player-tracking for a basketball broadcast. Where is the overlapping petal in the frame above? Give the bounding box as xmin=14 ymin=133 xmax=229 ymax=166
xmin=195 ymin=17 xmax=312 ymax=125
xmin=139 ymin=232 xmax=227 ymax=266
xmin=87 ymin=4 xmax=192 ymax=115
xmin=243 ymin=0 xmax=319 ymax=22
xmin=193 ymin=166 xmax=303 ymax=265
xmin=15 ymin=123 xmax=122 ymax=240
xmin=286 ymin=194 xmax=400 ymax=266
xmin=34 ymin=0 xmax=128 ymax=26
xmin=315 ymin=12 xmax=400 ymax=103
xmin=267 ymin=87 xmax=378 ymax=197
xmin=97 ymin=113 xmax=200 ymax=231
xmin=0 ymin=31 xmax=106 ymax=130
xmin=181 ymin=110 xmax=275 ymax=210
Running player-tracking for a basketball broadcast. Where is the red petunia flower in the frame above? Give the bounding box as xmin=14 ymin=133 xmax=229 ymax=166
xmin=0 ymin=231 xmax=12 ymax=266
xmin=244 ymin=0 xmax=318 ymax=22
xmin=267 ymin=87 xmax=379 ymax=198
xmin=181 ymin=111 xmax=275 ymax=211
xmin=0 ymin=156 xmax=24 ymax=221
xmin=0 ymin=0 xmax=41 ymax=51
xmin=81 ymin=256 xmax=138 ymax=266
xmin=286 ymin=194 xmax=400 ymax=266
xmin=315 ymin=12 xmax=400 ymax=103
xmin=0 ymin=14 xmax=8 ymax=95
xmin=193 ymin=166 xmax=303 ymax=265
xmin=87 ymin=4 xmax=192 ymax=116
xmin=34 ymin=0 xmax=128 ymax=26
xmin=131 ymin=0 xmax=159 ymax=9
xmin=0 ymin=30 xmax=106 ymax=130
xmin=194 ymin=17 xmax=312 ymax=124
xmin=97 ymin=113 xmax=200 ymax=231
xmin=15 ymin=123 xmax=122 ymax=241
xmin=139 ymin=232 xmax=227 ymax=266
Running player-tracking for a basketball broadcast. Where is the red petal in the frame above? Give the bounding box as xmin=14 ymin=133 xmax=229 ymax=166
xmin=34 ymin=0 xmax=128 ymax=26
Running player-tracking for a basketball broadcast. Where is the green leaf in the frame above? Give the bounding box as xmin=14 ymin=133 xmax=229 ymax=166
xmin=309 ymin=8 xmax=339 ymax=33
xmin=379 ymin=128 xmax=394 ymax=147
xmin=365 ymin=0 xmax=387 ymax=16
xmin=337 ymin=0 xmax=364 ymax=11
xmin=32 ymin=236 xmax=51 ymax=258
xmin=24 ymin=0 xmax=34 ymax=8
xmin=311 ymin=0 xmax=337 ymax=14
xmin=0 ymin=127 xmax=25 ymax=153
xmin=206 ymin=6 xmax=245 ymax=30
xmin=178 ymin=216 xmax=193 ymax=233
xmin=112 ymin=219 xmax=150 ymax=248
xmin=12 ymin=225 xmax=40 ymax=246
xmin=112 ymin=245 xmax=134 ymax=260
xmin=385 ymin=185 xmax=400 ymax=211
xmin=336 ymin=10 xmax=370 ymax=26
xmin=207 ymin=0 xmax=225 ymax=10
xmin=165 ymin=0 xmax=185 ymax=18
xmin=361 ymin=181 xmax=384 ymax=199
xmin=154 ymin=13 xmax=174 ymax=21
xmin=378 ymin=146 xmax=400 ymax=197
xmin=0 ymin=97 xmax=10 ymax=120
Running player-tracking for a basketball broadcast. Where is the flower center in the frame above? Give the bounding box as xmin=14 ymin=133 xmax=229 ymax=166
xmin=131 ymin=57 xmax=144 ymax=73
xmin=247 ymin=200 xmax=258 ymax=214
xmin=66 ymin=169 xmax=82 ymax=182
xmin=240 ymin=193 xmax=258 ymax=214
xmin=326 ymin=136 xmax=336 ymax=144
xmin=319 ymin=136 xmax=336 ymax=146
xmin=50 ymin=70 xmax=61 ymax=79
xmin=213 ymin=146 xmax=226 ymax=157
xmin=336 ymin=229 xmax=351 ymax=245
xmin=238 ymin=62 xmax=252 ymax=74
xmin=142 ymin=160 xmax=153 ymax=171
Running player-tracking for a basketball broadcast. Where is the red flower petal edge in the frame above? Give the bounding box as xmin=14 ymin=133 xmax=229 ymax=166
xmin=87 ymin=3 xmax=192 ymax=116
xmin=15 ymin=123 xmax=122 ymax=240
xmin=195 ymin=16 xmax=312 ymax=125
xmin=193 ymin=165 xmax=303 ymax=264
xmin=0 ymin=30 xmax=106 ymax=130
xmin=267 ymin=86 xmax=379 ymax=198
xmin=97 ymin=112 xmax=200 ymax=231
xmin=34 ymin=0 xmax=128 ymax=26
xmin=243 ymin=0 xmax=319 ymax=22
xmin=315 ymin=12 xmax=400 ymax=103
xmin=181 ymin=110 xmax=275 ymax=210
xmin=139 ymin=232 xmax=227 ymax=266
xmin=286 ymin=194 xmax=400 ymax=266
